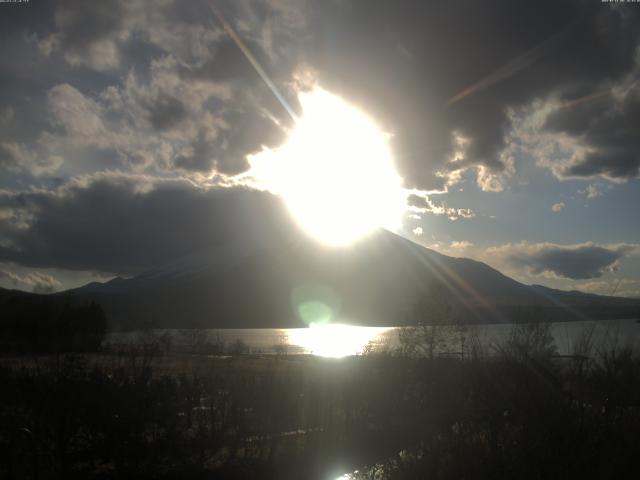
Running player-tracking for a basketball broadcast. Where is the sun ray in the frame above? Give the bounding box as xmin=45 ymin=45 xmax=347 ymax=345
xmin=210 ymin=4 xmax=298 ymax=122
xmin=447 ymin=26 xmax=571 ymax=106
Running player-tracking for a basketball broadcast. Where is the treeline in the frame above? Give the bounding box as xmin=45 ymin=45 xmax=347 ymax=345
xmin=0 ymin=290 xmax=106 ymax=353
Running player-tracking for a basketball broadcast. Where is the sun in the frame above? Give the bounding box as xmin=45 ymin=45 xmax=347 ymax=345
xmin=249 ymin=88 xmax=406 ymax=246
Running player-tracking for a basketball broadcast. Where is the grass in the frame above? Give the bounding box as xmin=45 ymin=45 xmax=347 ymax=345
xmin=1 ymin=323 xmax=640 ymax=479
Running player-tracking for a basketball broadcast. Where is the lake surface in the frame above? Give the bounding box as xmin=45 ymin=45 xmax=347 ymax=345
xmin=104 ymin=318 xmax=640 ymax=358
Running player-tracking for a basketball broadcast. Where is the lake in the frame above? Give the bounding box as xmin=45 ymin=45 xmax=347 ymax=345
xmin=104 ymin=318 xmax=640 ymax=358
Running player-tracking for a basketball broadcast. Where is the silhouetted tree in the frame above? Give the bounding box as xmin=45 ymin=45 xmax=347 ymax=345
xmin=0 ymin=292 xmax=106 ymax=352
xmin=399 ymin=284 xmax=460 ymax=358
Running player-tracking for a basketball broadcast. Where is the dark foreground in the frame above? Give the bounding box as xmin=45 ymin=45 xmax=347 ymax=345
xmin=2 ymin=330 xmax=640 ymax=480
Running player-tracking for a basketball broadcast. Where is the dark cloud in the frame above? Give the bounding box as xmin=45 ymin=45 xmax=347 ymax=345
xmin=407 ymin=194 xmax=429 ymax=210
xmin=2 ymin=0 xmax=639 ymax=188
xmin=47 ymin=0 xmax=126 ymax=70
xmin=179 ymin=37 xmax=267 ymax=86
xmin=542 ymin=93 xmax=640 ymax=180
xmin=496 ymin=243 xmax=638 ymax=280
xmin=0 ymin=143 xmax=22 ymax=171
xmin=54 ymin=0 xmax=125 ymax=44
xmin=145 ymin=94 xmax=189 ymax=131
xmin=296 ymin=0 xmax=640 ymax=189
xmin=216 ymin=108 xmax=285 ymax=173
xmin=170 ymin=105 xmax=285 ymax=174
xmin=0 ymin=174 xmax=291 ymax=275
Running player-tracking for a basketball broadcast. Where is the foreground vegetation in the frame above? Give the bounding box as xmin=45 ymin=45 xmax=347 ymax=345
xmin=0 ymin=291 xmax=106 ymax=353
xmin=1 ymin=320 xmax=640 ymax=479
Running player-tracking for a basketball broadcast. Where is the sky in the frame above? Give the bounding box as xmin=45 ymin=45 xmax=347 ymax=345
xmin=0 ymin=0 xmax=639 ymax=297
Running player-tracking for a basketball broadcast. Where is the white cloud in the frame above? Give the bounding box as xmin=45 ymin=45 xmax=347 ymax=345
xmin=475 ymin=158 xmax=515 ymax=193
xmin=450 ymin=240 xmax=474 ymax=250
xmin=43 ymin=58 xmax=242 ymax=174
xmin=48 ymin=84 xmax=107 ymax=142
xmin=579 ymin=184 xmax=603 ymax=199
xmin=0 ymin=263 xmax=62 ymax=293
xmin=551 ymin=202 xmax=565 ymax=212
xmin=0 ymin=142 xmax=63 ymax=176
xmin=431 ymin=131 xmax=515 ymax=193
xmin=428 ymin=240 xmax=475 ymax=257
xmin=405 ymin=189 xmax=475 ymax=221
xmin=484 ymin=241 xmax=638 ymax=280
xmin=65 ymin=38 xmax=121 ymax=71
xmin=501 ymin=98 xmax=596 ymax=181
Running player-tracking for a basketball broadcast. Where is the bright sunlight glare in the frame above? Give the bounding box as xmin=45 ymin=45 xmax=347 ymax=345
xmin=287 ymin=323 xmax=390 ymax=358
xmin=248 ymin=88 xmax=406 ymax=246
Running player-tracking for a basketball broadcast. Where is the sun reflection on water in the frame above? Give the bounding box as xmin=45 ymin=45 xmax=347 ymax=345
xmin=287 ymin=323 xmax=390 ymax=358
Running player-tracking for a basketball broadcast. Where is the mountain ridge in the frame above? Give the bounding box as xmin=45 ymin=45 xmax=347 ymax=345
xmin=2 ymin=229 xmax=638 ymax=330
xmin=54 ymin=229 xmax=638 ymax=330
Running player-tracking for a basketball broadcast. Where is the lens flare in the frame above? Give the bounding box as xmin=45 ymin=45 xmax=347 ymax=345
xmin=291 ymin=284 xmax=342 ymax=326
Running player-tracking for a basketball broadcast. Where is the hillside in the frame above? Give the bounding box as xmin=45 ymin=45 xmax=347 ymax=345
xmin=51 ymin=229 xmax=640 ymax=330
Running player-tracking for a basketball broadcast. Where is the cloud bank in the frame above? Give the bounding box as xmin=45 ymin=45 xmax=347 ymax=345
xmin=0 ymin=173 xmax=289 ymax=275
xmin=488 ymin=242 xmax=638 ymax=280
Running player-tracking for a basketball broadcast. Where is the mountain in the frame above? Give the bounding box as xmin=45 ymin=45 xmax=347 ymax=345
xmin=56 ymin=228 xmax=639 ymax=330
